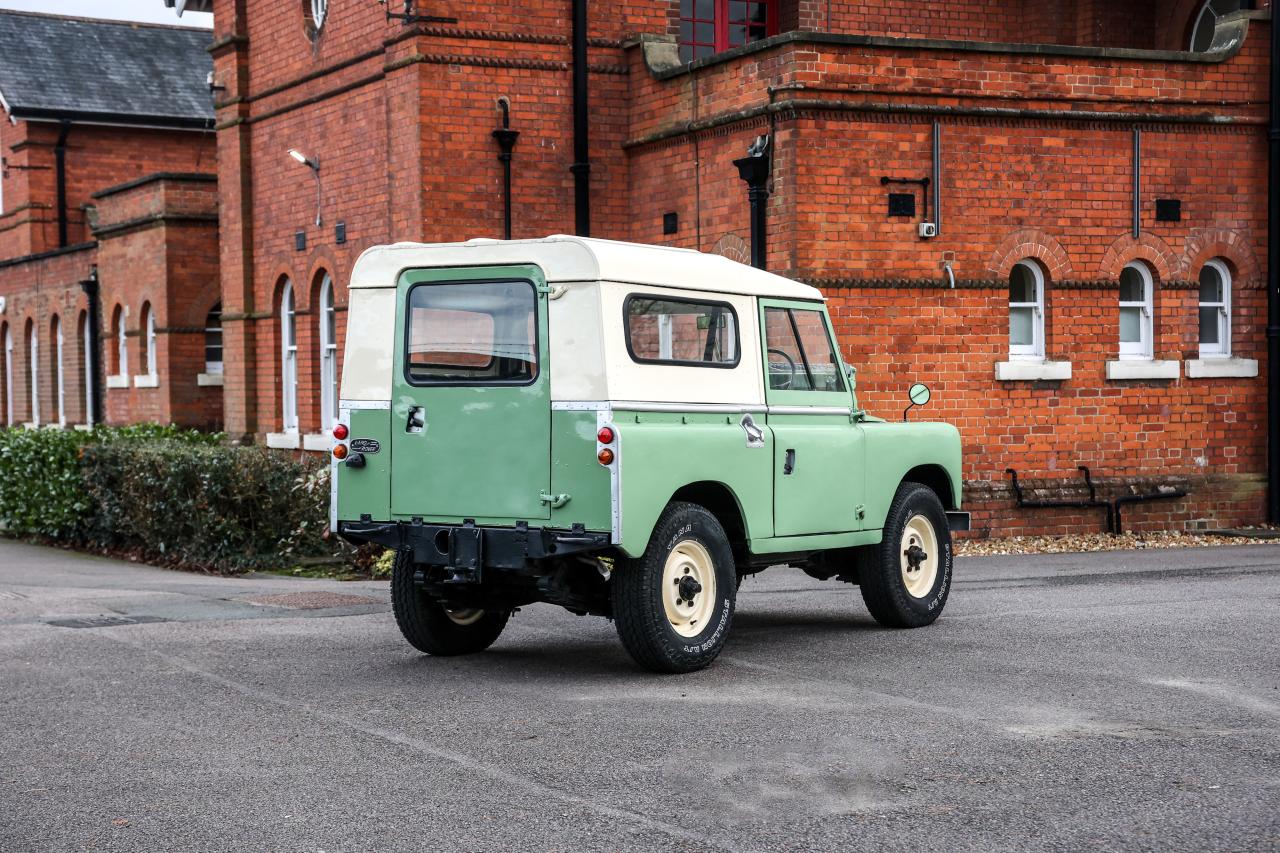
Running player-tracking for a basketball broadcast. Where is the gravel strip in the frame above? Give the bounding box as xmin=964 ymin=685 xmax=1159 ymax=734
xmin=956 ymin=529 xmax=1280 ymax=556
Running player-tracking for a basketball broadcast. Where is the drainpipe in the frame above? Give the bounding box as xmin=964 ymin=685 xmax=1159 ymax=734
xmin=1269 ymin=10 xmax=1280 ymax=523
xmin=55 ymin=120 xmax=71 ymax=248
xmin=733 ymin=135 xmax=771 ymax=270
xmin=492 ymin=98 xmax=520 ymax=241
xmin=78 ymin=266 xmax=102 ymax=426
xmin=570 ymin=0 xmax=590 ymax=236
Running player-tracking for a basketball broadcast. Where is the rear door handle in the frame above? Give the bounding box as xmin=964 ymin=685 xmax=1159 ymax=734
xmin=406 ymin=406 xmax=425 ymax=433
xmin=783 ymin=448 xmax=796 ymax=475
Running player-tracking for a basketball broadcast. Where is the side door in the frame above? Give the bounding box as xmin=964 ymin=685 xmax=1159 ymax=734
xmin=390 ymin=265 xmax=552 ymax=523
xmin=760 ymin=299 xmax=866 ymax=536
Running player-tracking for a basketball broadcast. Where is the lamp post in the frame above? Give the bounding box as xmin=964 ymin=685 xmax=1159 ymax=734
xmin=288 ymin=149 xmax=323 ymax=227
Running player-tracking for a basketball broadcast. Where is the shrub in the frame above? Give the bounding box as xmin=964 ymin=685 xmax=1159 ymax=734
xmin=0 ymin=427 xmax=93 ymax=539
xmin=82 ymin=442 xmax=333 ymax=572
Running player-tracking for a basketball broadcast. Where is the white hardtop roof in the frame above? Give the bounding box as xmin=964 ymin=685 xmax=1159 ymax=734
xmin=348 ymin=235 xmax=824 ymax=300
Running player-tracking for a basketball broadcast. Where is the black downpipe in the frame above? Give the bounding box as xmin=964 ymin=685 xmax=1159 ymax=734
xmin=1269 ymin=11 xmax=1280 ymax=523
xmin=734 ymin=135 xmax=771 ymax=270
xmin=492 ymin=99 xmax=519 ymax=240
xmin=55 ymin=120 xmax=71 ymax=248
xmin=570 ymin=0 xmax=590 ymax=236
xmin=78 ymin=267 xmax=103 ymax=426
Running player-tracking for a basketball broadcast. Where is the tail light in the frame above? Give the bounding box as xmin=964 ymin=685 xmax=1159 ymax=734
xmin=333 ymin=423 xmax=349 ymax=440
xmin=597 ymin=426 xmax=615 ymax=444
xmin=333 ymin=443 xmax=349 ymax=460
xmin=597 ymin=448 xmax=614 ymax=466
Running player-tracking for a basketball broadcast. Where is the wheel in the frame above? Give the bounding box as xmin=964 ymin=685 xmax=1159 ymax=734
xmin=858 ymin=482 xmax=953 ymax=628
xmin=611 ymin=502 xmax=737 ymax=673
xmin=390 ymin=551 xmax=510 ymax=656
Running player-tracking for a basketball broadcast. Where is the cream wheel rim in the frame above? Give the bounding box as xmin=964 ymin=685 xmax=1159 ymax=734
xmin=900 ymin=514 xmax=939 ymax=599
xmin=662 ymin=539 xmax=716 ymax=638
xmin=444 ymin=607 xmax=484 ymax=626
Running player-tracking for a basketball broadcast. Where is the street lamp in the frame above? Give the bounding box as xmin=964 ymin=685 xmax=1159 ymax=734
xmin=288 ymin=149 xmax=322 ymax=227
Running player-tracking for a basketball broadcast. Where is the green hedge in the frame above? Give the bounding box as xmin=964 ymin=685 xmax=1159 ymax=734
xmin=0 ymin=425 xmax=337 ymax=572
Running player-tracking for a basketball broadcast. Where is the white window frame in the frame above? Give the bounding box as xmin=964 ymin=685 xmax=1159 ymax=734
xmin=140 ymin=304 xmax=158 ymax=379
xmin=1198 ymin=259 xmax=1231 ymax=358
xmin=53 ymin=315 xmax=65 ymax=427
xmin=318 ymin=275 xmax=337 ymax=433
xmin=3 ymin=325 xmax=12 ymax=426
xmin=281 ymin=282 xmax=298 ymax=433
xmin=311 ymin=0 xmax=329 ymax=29
xmin=28 ymin=324 xmax=39 ymax=427
xmin=205 ymin=303 xmax=223 ymax=375
xmin=1009 ymin=260 xmax=1045 ymax=360
xmin=80 ymin=312 xmax=93 ymax=427
xmin=1118 ymin=262 xmax=1154 ymax=360
xmin=115 ymin=308 xmax=128 ymax=379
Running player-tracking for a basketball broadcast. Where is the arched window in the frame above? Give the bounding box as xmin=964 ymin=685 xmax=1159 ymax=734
xmin=140 ymin=302 xmax=157 ymax=379
xmin=318 ymin=273 xmax=337 ymax=432
xmin=51 ymin=315 xmax=65 ymax=426
xmin=678 ymin=0 xmax=778 ymax=62
xmin=1008 ymin=260 xmax=1045 ymax=359
xmin=111 ymin=305 xmax=127 ymax=378
xmin=205 ymin=302 xmax=223 ymax=375
xmin=1190 ymin=1 xmax=1245 ymax=52
xmin=2 ymin=323 xmax=12 ymax=427
xmin=79 ymin=311 xmax=93 ymax=426
xmin=310 ymin=0 xmax=328 ymax=30
xmin=280 ymin=281 xmax=298 ymax=433
xmin=26 ymin=319 xmax=39 ymax=427
xmin=1119 ymin=262 xmax=1154 ymax=359
xmin=1198 ymin=259 xmax=1232 ymax=357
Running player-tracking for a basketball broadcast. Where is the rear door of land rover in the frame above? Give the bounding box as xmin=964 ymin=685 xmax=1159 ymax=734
xmin=390 ymin=265 xmax=552 ymax=523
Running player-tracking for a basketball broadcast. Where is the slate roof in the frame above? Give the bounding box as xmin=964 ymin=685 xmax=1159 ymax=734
xmin=0 ymin=10 xmax=213 ymax=129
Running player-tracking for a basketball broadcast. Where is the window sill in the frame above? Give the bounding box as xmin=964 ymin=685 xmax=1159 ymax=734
xmin=1105 ymin=359 xmax=1179 ymax=380
xmin=73 ymin=423 xmax=94 ymax=432
xmin=106 ymin=375 xmax=129 ymax=389
xmin=1186 ymin=357 xmax=1258 ymax=378
xmin=265 ymin=432 xmax=301 ymax=450
xmin=302 ymin=432 xmax=332 ymax=452
xmin=197 ymin=372 xmax=225 ymax=387
xmin=133 ymin=375 xmax=159 ymax=388
xmin=994 ymin=360 xmax=1072 ymax=381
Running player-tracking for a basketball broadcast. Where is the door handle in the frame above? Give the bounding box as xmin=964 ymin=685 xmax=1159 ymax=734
xmin=406 ymin=406 xmax=425 ymax=433
xmin=783 ymin=448 xmax=796 ymax=475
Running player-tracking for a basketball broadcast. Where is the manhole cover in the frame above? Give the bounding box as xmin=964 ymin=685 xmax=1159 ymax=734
xmin=47 ymin=615 xmax=169 ymax=629
xmin=240 ymin=591 xmax=381 ymax=610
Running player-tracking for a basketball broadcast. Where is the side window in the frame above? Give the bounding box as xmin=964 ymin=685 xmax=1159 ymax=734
xmin=1009 ymin=260 xmax=1044 ymax=359
xmin=624 ymin=295 xmax=739 ymax=367
xmin=1119 ymin=262 xmax=1154 ymax=359
xmin=1198 ymin=259 xmax=1231 ymax=357
xmin=405 ymin=280 xmax=537 ymax=385
xmin=764 ymin=306 xmax=846 ymax=393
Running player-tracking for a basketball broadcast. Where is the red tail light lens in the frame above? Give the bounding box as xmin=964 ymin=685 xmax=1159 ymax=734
xmin=332 ymin=443 xmax=349 ymax=460
xmin=597 ymin=426 xmax=615 ymax=444
xmin=333 ymin=423 xmax=349 ymax=440
xmin=597 ymin=448 xmax=614 ymax=466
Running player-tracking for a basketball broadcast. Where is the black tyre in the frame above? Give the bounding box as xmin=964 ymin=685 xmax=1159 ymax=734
xmin=390 ymin=551 xmax=509 ymax=656
xmin=611 ymin=502 xmax=737 ymax=673
xmin=858 ymin=482 xmax=953 ymax=628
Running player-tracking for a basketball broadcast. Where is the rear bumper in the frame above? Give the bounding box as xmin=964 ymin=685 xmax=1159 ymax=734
xmin=338 ymin=519 xmax=611 ymax=574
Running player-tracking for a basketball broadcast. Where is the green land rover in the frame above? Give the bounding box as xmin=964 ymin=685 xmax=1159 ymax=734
xmin=333 ymin=236 xmax=966 ymax=673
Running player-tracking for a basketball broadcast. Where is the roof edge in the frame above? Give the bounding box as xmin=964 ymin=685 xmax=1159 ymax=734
xmin=92 ymin=171 xmax=218 ymax=200
xmin=12 ymin=107 xmax=214 ymax=131
xmin=0 ymin=8 xmax=211 ymax=33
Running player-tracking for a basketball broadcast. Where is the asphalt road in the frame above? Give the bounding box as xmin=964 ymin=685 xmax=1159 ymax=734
xmin=1 ymin=539 xmax=1278 ymax=852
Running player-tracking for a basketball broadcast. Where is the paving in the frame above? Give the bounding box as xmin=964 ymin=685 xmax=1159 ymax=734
xmin=0 ymin=538 xmax=1277 ymax=852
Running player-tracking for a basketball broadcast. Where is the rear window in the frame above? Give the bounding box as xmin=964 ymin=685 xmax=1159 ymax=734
xmin=404 ymin=280 xmax=537 ymax=385
xmin=624 ymin=295 xmax=739 ymax=368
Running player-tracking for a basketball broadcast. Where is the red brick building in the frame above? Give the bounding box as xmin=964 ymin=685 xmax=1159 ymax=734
xmin=3 ymin=2 xmax=1275 ymax=536
xmin=0 ymin=11 xmax=220 ymax=432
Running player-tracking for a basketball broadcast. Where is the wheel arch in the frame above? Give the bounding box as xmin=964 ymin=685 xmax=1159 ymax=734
xmin=903 ymin=464 xmax=957 ymax=510
xmin=668 ymin=480 xmax=750 ymax=553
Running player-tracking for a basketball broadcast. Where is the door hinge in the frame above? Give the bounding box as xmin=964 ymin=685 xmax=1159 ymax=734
xmin=539 ymin=492 xmax=571 ymax=508
xmin=855 ymin=504 xmax=866 ymax=521
xmin=536 ymin=284 xmax=567 ymax=299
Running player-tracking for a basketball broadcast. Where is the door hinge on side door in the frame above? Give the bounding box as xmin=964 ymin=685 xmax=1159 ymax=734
xmin=540 ymin=492 xmax=571 ymax=508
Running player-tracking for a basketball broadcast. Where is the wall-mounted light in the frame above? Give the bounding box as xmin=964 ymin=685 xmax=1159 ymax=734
xmin=206 ymin=70 xmax=226 ymax=95
xmin=287 ymin=149 xmax=323 ymax=227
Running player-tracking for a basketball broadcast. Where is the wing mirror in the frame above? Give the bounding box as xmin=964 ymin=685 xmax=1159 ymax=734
xmin=903 ymin=382 xmax=931 ymax=421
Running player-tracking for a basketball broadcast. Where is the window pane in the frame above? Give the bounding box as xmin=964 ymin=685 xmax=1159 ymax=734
xmin=680 ymin=0 xmax=694 ymax=14
xmin=406 ymin=280 xmax=536 ymax=384
xmin=1199 ymin=307 xmax=1221 ymax=345
xmin=626 ymin=296 xmax=738 ymax=366
xmin=729 ymin=0 xmax=747 ymax=21
xmin=695 ymin=0 xmax=713 ymax=18
xmin=1120 ymin=306 xmax=1142 ymax=343
xmin=728 ymin=25 xmax=747 ymax=45
xmin=1009 ymin=264 xmax=1036 ymax=303
xmin=1119 ymin=266 xmax=1145 ymax=303
xmin=764 ymin=307 xmax=803 ymax=390
xmin=1010 ymin=307 xmax=1034 ymax=347
xmin=695 ymin=21 xmax=714 ymax=43
xmin=1199 ymin=265 xmax=1224 ymax=303
xmin=792 ymin=309 xmax=846 ymax=392
xmin=679 ymin=20 xmax=692 ymax=42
